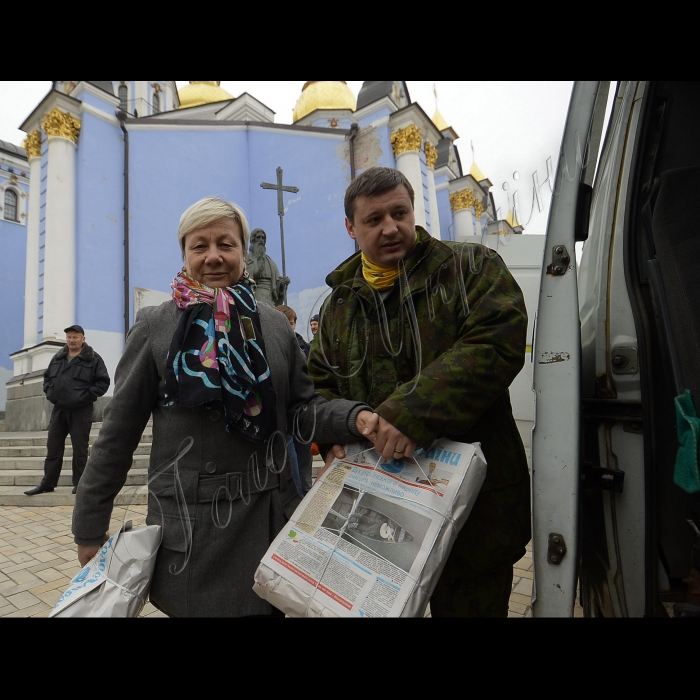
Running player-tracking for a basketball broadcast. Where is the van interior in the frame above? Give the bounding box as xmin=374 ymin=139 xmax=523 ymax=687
xmin=581 ymin=81 xmax=700 ymax=617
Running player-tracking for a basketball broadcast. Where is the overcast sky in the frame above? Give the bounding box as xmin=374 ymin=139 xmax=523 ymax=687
xmin=0 ymin=81 xmax=573 ymax=235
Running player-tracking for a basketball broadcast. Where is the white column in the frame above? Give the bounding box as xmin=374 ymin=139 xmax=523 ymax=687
xmin=426 ymin=167 xmax=440 ymax=238
xmin=449 ymin=187 xmax=481 ymax=241
xmin=391 ymin=124 xmax=426 ymax=229
xmin=41 ymin=107 xmax=80 ymax=342
xmin=22 ymin=135 xmax=42 ymax=347
xmin=40 ymin=107 xmax=81 ymax=342
xmin=424 ymin=141 xmax=440 ymax=238
xmin=453 ymin=208 xmax=476 ymax=240
xmin=395 ymin=150 xmax=426 ymax=229
xmin=43 ymin=136 xmax=77 ymax=340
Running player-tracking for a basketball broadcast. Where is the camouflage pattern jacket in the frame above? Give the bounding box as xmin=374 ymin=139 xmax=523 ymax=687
xmin=308 ymin=226 xmax=529 ymax=494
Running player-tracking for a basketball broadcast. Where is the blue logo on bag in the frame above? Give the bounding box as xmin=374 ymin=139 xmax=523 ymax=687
xmin=53 ymin=539 xmax=112 ymax=610
xmin=73 ymin=565 xmax=90 ymax=583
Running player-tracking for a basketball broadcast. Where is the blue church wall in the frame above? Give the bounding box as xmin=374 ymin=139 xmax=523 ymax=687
xmin=127 ymin=126 xmax=252 ymax=325
xmin=124 ymin=125 xmax=358 ymax=328
xmin=0 ymin=217 xmax=26 ymax=370
xmin=436 ymin=186 xmax=453 ymax=241
xmin=309 ymin=116 xmax=354 ymax=130
xmin=79 ymin=90 xmax=116 ymax=112
xmin=356 ymin=106 xmax=392 ymax=128
xmin=245 ymin=128 xmax=355 ymax=297
xmin=434 ymin=169 xmax=453 ymax=241
xmin=75 ymin=113 xmax=125 ymax=334
xmin=374 ymin=123 xmax=396 ymax=169
xmin=354 ymin=121 xmax=395 ymax=177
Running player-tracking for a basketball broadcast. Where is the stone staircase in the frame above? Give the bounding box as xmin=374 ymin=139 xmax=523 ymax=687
xmin=0 ymin=422 xmax=152 ymax=506
xmin=0 ymin=421 xmax=324 ymax=507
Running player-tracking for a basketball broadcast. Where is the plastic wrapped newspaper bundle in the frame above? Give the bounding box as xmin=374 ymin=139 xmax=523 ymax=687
xmin=50 ymin=522 xmax=161 ymax=618
xmin=253 ymin=439 xmax=486 ymax=617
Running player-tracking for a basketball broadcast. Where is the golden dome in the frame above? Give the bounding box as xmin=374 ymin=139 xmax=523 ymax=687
xmin=178 ymin=81 xmax=234 ymax=109
xmin=469 ymin=160 xmax=486 ymax=182
xmin=506 ymin=209 xmax=522 ymax=230
xmin=292 ymin=81 xmax=356 ymax=122
xmin=432 ymin=109 xmax=449 ymax=132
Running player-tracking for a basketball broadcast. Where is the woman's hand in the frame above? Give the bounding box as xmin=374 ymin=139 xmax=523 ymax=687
xmin=316 ymin=444 xmax=346 ymax=481
xmin=356 ymin=410 xmax=379 ymax=441
xmin=77 ymin=544 xmax=100 ymax=567
xmin=77 ymin=534 xmax=109 ymax=566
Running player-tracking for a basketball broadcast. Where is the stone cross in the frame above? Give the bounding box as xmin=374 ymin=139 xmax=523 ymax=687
xmin=260 ymin=167 xmax=299 ymax=304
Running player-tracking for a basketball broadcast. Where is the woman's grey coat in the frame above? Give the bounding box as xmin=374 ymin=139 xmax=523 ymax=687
xmin=72 ymin=301 xmax=367 ymax=617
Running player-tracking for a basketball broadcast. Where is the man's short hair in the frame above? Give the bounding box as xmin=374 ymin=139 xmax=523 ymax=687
xmin=275 ymin=305 xmax=296 ymax=323
xmin=344 ymin=167 xmax=415 ymax=224
xmin=178 ymin=197 xmax=250 ymax=255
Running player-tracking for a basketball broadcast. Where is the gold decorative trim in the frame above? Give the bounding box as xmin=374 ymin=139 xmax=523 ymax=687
xmin=424 ymin=141 xmax=438 ymax=169
xmin=41 ymin=108 xmax=81 ymax=144
xmin=23 ymin=130 xmax=42 ymax=159
xmin=449 ymin=188 xmax=484 ymax=217
xmin=390 ymin=124 xmax=422 ymax=156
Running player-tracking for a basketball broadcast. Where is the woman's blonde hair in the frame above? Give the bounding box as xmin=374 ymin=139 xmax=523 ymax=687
xmin=178 ymin=197 xmax=250 ymax=254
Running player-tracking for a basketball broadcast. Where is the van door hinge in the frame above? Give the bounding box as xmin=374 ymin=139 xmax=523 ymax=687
xmin=547 ymin=533 xmax=567 ymax=565
xmin=547 ymin=245 xmax=571 ymax=276
xmin=611 ymin=346 xmax=638 ymax=374
xmin=581 ymin=462 xmax=625 ymax=493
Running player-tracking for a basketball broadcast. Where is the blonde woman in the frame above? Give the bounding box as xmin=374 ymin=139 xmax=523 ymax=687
xmin=73 ymin=197 xmax=371 ymax=617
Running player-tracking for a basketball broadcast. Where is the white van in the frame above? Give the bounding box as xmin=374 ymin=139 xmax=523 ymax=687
xmin=531 ymin=81 xmax=700 ymax=617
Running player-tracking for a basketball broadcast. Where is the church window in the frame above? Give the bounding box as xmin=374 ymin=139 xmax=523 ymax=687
xmin=4 ymin=189 xmax=18 ymax=221
xmin=119 ymin=84 xmax=128 ymax=112
xmin=153 ymin=90 xmax=161 ymax=114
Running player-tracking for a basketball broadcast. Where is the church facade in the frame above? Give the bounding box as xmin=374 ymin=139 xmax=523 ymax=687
xmin=4 ymin=80 xmax=519 ymax=430
xmin=0 ymin=139 xmax=29 ymax=411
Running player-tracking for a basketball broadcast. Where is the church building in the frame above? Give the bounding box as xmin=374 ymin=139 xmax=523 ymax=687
xmin=4 ymin=80 xmax=519 ymax=430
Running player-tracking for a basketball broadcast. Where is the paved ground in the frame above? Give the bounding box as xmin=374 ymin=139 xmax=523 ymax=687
xmin=0 ymin=503 xmax=537 ymax=618
xmin=0 ymin=504 xmax=166 ymax=618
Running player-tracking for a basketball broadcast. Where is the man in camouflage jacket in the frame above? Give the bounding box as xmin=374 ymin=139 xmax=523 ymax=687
xmin=307 ymin=167 xmax=531 ymax=617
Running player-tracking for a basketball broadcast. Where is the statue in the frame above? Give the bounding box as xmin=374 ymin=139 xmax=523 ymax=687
xmin=246 ymin=228 xmax=290 ymax=307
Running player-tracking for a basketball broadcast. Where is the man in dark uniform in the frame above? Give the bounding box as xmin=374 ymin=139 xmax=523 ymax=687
xmin=307 ymin=167 xmax=531 ymax=616
xmin=25 ymin=325 xmax=110 ymax=496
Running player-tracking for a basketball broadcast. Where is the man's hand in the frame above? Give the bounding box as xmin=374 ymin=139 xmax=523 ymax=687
xmin=77 ymin=535 xmax=108 ymax=567
xmin=365 ymin=413 xmax=417 ymax=462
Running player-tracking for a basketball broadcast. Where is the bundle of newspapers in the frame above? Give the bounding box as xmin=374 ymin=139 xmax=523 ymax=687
xmin=50 ymin=522 xmax=161 ymax=618
xmin=253 ymin=439 xmax=487 ymax=617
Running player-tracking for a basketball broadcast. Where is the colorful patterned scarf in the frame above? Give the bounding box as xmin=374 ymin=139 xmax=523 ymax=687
xmin=164 ymin=269 xmax=276 ymax=444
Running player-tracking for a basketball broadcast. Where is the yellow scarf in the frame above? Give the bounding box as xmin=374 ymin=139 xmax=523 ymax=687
xmin=361 ymin=255 xmax=400 ymax=290
xmin=360 ymin=233 xmax=418 ymax=290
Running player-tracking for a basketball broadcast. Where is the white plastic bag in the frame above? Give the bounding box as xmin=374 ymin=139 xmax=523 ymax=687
xmin=50 ymin=522 xmax=161 ymax=618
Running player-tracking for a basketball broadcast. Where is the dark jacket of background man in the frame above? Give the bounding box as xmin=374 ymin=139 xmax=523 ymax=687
xmin=44 ymin=344 xmax=110 ymax=410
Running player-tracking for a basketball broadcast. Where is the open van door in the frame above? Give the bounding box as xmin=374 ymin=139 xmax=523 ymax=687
xmin=531 ymin=82 xmax=610 ymax=616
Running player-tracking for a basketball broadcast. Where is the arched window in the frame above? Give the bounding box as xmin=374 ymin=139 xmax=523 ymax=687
xmin=4 ymin=189 xmax=18 ymax=221
xmin=152 ymin=90 xmax=160 ymax=114
xmin=118 ymin=84 xmax=128 ymax=112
